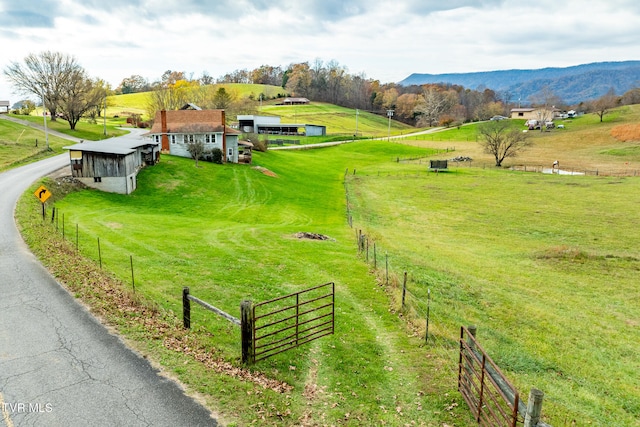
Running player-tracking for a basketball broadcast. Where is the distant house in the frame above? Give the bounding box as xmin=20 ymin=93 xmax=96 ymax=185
xmin=148 ymin=108 xmax=243 ymax=163
xmin=510 ymin=107 xmax=562 ymax=121
xmin=237 ymin=114 xmax=326 ymax=136
xmin=0 ymin=100 xmax=10 ymax=114
xmin=280 ymin=97 xmax=310 ymax=105
xmin=64 ymin=134 xmax=160 ymax=194
xmin=510 ymin=108 xmax=536 ymax=120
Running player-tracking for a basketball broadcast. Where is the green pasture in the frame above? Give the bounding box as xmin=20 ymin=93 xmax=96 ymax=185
xmin=17 ymin=125 xmax=640 ymax=425
xmin=261 ymin=102 xmax=417 ymax=137
xmin=19 ymin=141 xmax=472 ymax=426
xmin=346 ymin=166 xmax=640 ymax=426
xmin=0 ymin=118 xmax=71 ymax=170
xmin=13 ymin=111 xmax=130 ymax=141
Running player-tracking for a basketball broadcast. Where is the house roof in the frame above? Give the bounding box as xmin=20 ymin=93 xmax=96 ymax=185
xmin=64 ymin=138 xmax=158 ymax=155
xmin=148 ymin=109 xmax=240 ymax=135
xmin=282 ymin=97 xmax=309 ymax=103
xmin=510 ymin=108 xmax=535 ymax=112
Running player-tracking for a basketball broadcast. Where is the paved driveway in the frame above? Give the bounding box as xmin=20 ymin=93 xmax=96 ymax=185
xmin=0 ymin=153 xmax=217 ymax=425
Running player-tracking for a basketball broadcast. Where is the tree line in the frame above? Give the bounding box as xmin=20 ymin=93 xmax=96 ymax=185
xmin=4 ymin=51 xmax=639 ymax=131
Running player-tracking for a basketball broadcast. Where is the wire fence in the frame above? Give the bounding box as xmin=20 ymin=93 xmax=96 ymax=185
xmin=343 ymin=170 xmax=563 ymax=426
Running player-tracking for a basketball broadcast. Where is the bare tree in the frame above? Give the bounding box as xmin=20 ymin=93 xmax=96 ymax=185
xmin=478 ymin=120 xmax=531 ymax=167
xmin=590 ymin=88 xmax=619 ymax=122
xmin=57 ymin=72 xmax=105 ymax=130
xmin=414 ymin=86 xmax=457 ymax=127
xmin=3 ymin=51 xmax=83 ymax=122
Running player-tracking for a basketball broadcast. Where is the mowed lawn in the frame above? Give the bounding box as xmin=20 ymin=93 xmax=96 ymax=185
xmin=16 ymin=104 xmax=640 ymax=426
xmin=31 ymin=141 xmax=475 ymax=426
xmin=0 ymin=118 xmax=71 ymax=171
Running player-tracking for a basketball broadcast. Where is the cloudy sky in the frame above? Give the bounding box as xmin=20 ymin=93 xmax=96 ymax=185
xmin=1 ymin=0 xmax=639 ymax=99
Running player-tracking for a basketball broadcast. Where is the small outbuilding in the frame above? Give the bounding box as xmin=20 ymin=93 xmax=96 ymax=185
xmin=0 ymin=100 xmax=10 ymax=114
xmin=64 ymin=134 xmax=160 ymax=194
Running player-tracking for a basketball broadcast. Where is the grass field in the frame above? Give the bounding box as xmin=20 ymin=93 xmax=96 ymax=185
xmin=260 ymin=102 xmax=418 ymax=137
xmin=12 ymin=103 xmax=640 ymax=426
xmin=0 ymin=118 xmax=74 ymax=171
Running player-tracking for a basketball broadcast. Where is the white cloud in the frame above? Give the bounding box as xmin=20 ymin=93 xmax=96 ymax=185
xmin=1 ymin=0 xmax=639 ymax=99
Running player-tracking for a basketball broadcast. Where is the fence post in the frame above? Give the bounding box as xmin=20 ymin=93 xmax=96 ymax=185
xmin=524 ymin=388 xmax=544 ymax=427
xmin=401 ymin=271 xmax=407 ymax=308
xmin=51 ymin=207 xmax=55 ymax=223
xmin=241 ymin=300 xmax=254 ymax=364
xmin=373 ymin=243 xmax=377 ymax=269
xmin=366 ymin=237 xmax=369 ymax=262
xmin=130 ymin=255 xmax=135 ymax=293
xmin=183 ymin=287 xmax=191 ymax=329
xmin=425 ymin=289 xmax=430 ymax=343
xmin=97 ymin=237 xmax=102 ymax=269
xmin=76 ymin=223 xmax=79 ymax=251
xmin=385 ymin=252 xmax=389 ymax=285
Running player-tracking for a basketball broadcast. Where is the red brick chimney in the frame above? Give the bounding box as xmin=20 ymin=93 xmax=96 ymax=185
xmin=221 ymin=109 xmax=226 ymax=163
xmin=160 ymin=110 xmax=169 ymax=152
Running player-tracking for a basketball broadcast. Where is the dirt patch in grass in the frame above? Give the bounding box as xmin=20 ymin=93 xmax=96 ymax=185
xmin=253 ymin=166 xmax=278 ymax=177
xmin=294 ymin=232 xmax=331 ymax=240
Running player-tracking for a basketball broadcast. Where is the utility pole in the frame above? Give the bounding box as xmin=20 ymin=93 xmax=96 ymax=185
xmin=103 ymin=96 xmax=107 ymax=137
xmin=42 ymin=91 xmax=49 ymax=150
xmin=355 ymin=109 xmax=359 ymax=138
xmin=387 ymin=109 xmax=394 ymax=142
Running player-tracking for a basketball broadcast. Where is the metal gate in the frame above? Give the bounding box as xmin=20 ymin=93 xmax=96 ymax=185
xmin=458 ymin=326 xmax=522 ymax=426
xmin=242 ymin=282 xmax=335 ymax=363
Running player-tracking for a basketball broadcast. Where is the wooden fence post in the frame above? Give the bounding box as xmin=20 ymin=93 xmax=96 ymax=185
xmin=373 ymin=243 xmax=377 ymax=269
xmin=425 ymin=289 xmax=430 ymax=343
xmin=97 ymin=237 xmax=102 ymax=269
xmin=401 ymin=271 xmax=407 ymax=308
xmin=183 ymin=287 xmax=191 ymax=329
xmin=385 ymin=252 xmax=389 ymax=285
xmin=524 ymin=388 xmax=544 ymax=427
xmin=241 ymin=300 xmax=254 ymax=364
xmin=130 ymin=255 xmax=135 ymax=293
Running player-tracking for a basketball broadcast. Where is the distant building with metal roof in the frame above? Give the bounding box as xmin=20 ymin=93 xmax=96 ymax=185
xmin=237 ymin=115 xmax=326 ymax=136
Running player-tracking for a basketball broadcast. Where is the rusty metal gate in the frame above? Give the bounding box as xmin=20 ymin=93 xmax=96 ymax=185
xmin=242 ymin=282 xmax=335 ymax=364
xmin=458 ymin=326 xmax=523 ymax=427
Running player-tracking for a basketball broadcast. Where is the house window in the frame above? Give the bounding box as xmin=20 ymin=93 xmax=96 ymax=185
xmin=154 ymin=135 xmax=159 ymax=143
xmin=518 ymin=112 xmax=524 ymax=117
xmin=205 ymin=134 xmax=210 ymax=144
xmin=171 ymin=135 xmax=176 ymax=144
xmin=183 ymin=135 xmax=188 ymax=144
xmin=94 ymin=177 xmax=102 ymax=182
xmin=212 ymin=134 xmax=217 ymax=144
xmin=188 ymin=135 xmax=194 ymax=143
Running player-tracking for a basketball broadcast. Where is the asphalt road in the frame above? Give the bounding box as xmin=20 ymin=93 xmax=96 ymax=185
xmin=0 ymin=156 xmax=217 ymax=425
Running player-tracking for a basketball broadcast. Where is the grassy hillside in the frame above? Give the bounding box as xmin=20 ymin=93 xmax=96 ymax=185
xmin=19 ymin=141 xmax=467 ymax=426
xmin=13 ymin=103 xmax=640 ymax=425
xmin=0 ymin=118 xmax=73 ymax=171
xmin=107 ymin=83 xmax=288 ymax=120
xmin=260 ymin=102 xmax=417 ymax=137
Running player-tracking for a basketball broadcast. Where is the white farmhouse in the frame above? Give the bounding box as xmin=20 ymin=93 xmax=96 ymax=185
xmin=148 ymin=107 xmax=242 ymax=163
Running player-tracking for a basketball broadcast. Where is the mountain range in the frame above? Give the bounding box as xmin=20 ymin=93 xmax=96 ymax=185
xmin=399 ymin=61 xmax=640 ymax=105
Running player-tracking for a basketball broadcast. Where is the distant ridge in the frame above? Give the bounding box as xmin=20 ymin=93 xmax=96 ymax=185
xmin=399 ymin=61 xmax=640 ymax=105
